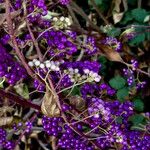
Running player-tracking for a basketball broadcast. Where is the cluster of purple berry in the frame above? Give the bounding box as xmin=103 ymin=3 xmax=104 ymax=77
xmin=123 ymin=59 xmax=147 ymax=88
xmin=0 ymin=43 xmax=27 ymax=85
xmin=81 ymin=83 xmax=116 ymax=99
xmin=42 ymin=116 xmax=63 ymax=137
xmin=0 ymin=128 xmax=14 ymax=150
xmin=42 ymin=29 xmax=78 ymax=56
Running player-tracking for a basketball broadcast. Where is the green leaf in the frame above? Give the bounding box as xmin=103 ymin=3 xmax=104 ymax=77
xmin=128 ymin=0 xmax=137 ymax=6
xmin=107 ymin=27 xmax=121 ymax=37
xmin=129 ymin=33 xmax=145 ymax=46
xmin=117 ymin=87 xmax=129 ymax=102
xmin=94 ymin=0 xmax=103 ymax=6
xmin=133 ymin=99 xmax=144 ymax=112
xmin=88 ymin=0 xmax=110 ymax=12
xmin=70 ymin=86 xmax=80 ymax=96
xmin=120 ymin=11 xmax=133 ymax=25
xmin=14 ymin=83 xmax=29 ymax=99
xmin=129 ymin=114 xmax=145 ymax=125
xmin=109 ymin=76 xmax=126 ymax=90
xmin=131 ymin=8 xmax=148 ymax=22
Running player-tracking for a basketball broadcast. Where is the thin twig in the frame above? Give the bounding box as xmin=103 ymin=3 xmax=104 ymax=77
xmin=23 ymin=2 xmax=43 ymax=62
xmin=5 ymin=0 xmax=33 ymax=77
xmin=138 ymin=0 xmax=142 ymax=8
xmin=67 ymin=4 xmax=81 ymax=28
xmin=89 ymin=0 xmax=109 ymax=25
xmin=70 ymin=1 xmax=100 ymax=32
xmin=77 ymin=49 xmax=84 ymax=61
xmin=0 ymin=89 xmax=41 ymax=111
xmin=26 ymin=19 xmax=43 ymax=61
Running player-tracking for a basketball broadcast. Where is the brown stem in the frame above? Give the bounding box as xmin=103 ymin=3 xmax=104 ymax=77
xmin=26 ymin=19 xmax=43 ymax=62
xmin=67 ymin=4 xmax=81 ymax=28
xmin=0 ymin=89 xmax=41 ymax=111
xmin=51 ymin=136 xmax=57 ymax=150
xmin=23 ymin=1 xmax=43 ymax=62
xmin=70 ymin=1 xmax=100 ymax=32
xmin=136 ymin=68 xmax=150 ymax=77
xmin=89 ymin=0 xmax=109 ymax=25
xmin=5 ymin=0 xmax=34 ymax=77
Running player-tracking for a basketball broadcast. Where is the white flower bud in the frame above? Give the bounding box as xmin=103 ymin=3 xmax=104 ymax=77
xmin=28 ymin=61 xmax=34 ymax=67
xmin=40 ymin=63 xmax=45 ymax=69
xmin=70 ymin=78 xmax=75 ymax=82
xmin=76 ymin=73 xmax=81 ymax=77
xmin=55 ymin=61 xmax=60 ymax=66
xmin=55 ymin=67 xmax=60 ymax=71
xmin=33 ymin=59 xmax=37 ymax=63
xmin=51 ymin=64 xmax=56 ymax=70
xmin=35 ymin=60 xmax=40 ymax=66
xmin=60 ymin=16 xmax=65 ymax=21
xmin=83 ymin=69 xmax=90 ymax=74
xmin=82 ymin=75 xmax=87 ymax=79
xmin=74 ymin=68 xmax=79 ymax=73
xmin=45 ymin=60 xmax=50 ymax=64
xmin=94 ymin=76 xmax=101 ymax=82
xmin=91 ymin=72 xmax=98 ymax=78
xmin=65 ymin=18 xmax=71 ymax=26
xmin=89 ymin=71 xmax=95 ymax=77
xmin=94 ymin=114 xmax=99 ymax=118
xmin=64 ymin=70 xmax=67 ymax=73
xmin=68 ymin=68 xmax=74 ymax=73
xmin=45 ymin=62 xmax=51 ymax=68
xmin=53 ymin=17 xmax=58 ymax=22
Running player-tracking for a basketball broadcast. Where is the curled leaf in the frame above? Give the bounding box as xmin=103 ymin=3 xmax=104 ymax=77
xmin=102 ymin=46 xmax=123 ymax=62
xmin=0 ymin=117 xmax=13 ymax=126
xmin=41 ymin=87 xmax=60 ymax=117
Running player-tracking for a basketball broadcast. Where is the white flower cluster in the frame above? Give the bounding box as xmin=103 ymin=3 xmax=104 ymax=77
xmin=52 ymin=16 xmax=72 ymax=29
xmin=63 ymin=68 xmax=101 ymax=83
xmin=64 ymin=68 xmax=86 ymax=83
xmin=83 ymin=69 xmax=101 ymax=82
xmin=28 ymin=59 xmax=64 ymax=71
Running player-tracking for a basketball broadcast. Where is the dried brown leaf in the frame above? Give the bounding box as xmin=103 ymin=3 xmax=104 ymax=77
xmin=113 ymin=0 xmax=121 ymax=12
xmin=113 ymin=12 xmax=124 ymax=24
xmin=103 ymin=47 xmax=123 ymax=62
xmin=69 ymin=96 xmax=86 ymax=111
xmin=41 ymin=87 xmax=60 ymax=117
xmin=0 ymin=117 xmax=13 ymax=126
